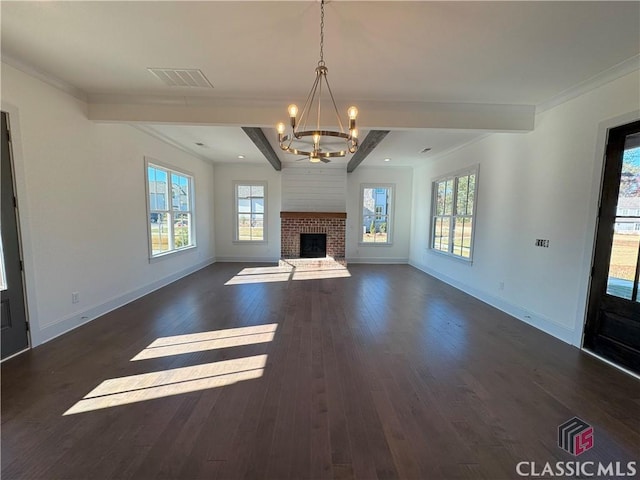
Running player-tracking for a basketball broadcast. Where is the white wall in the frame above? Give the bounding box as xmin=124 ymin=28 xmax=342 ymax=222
xmin=409 ymin=70 xmax=640 ymax=346
xmin=213 ymin=164 xmax=281 ymax=262
xmin=347 ymin=166 xmax=413 ymax=263
xmin=1 ymin=63 xmax=216 ymax=347
xmin=282 ymin=164 xmax=346 ymax=212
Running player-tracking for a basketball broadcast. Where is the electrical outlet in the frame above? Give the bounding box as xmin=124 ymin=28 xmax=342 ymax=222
xmin=72 ymin=292 xmax=79 ymax=304
xmin=535 ymin=239 xmax=550 ymax=248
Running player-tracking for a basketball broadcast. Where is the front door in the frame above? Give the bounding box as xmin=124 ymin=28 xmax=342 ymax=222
xmin=584 ymin=120 xmax=640 ymax=374
xmin=1 ymin=111 xmax=29 ymax=360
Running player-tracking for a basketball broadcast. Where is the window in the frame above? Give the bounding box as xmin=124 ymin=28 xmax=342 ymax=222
xmin=361 ymin=184 xmax=393 ymax=244
xmin=146 ymin=159 xmax=195 ymax=258
xmin=235 ymin=182 xmax=266 ymax=242
xmin=431 ymin=166 xmax=478 ymax=260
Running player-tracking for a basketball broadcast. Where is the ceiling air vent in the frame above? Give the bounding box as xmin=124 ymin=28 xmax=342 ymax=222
xmin=148 ymin=68 xmax=213 ymax=88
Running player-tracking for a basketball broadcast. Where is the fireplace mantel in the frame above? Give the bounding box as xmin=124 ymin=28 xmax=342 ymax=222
xmin=280 ymin=211 xmax=347 ymax=219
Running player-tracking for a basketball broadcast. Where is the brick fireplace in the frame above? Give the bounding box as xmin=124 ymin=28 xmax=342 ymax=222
xmin=280 ymin=212 xmax=346 ymax=261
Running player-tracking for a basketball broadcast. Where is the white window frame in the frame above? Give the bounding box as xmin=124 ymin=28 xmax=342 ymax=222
xmin=233 ymin=181 xmax=267 ymax=243
xmin=359 ymin=183 xmax=394 ymax=246
xmin=145 ymin=157 xmax=196 ymax=260
xmin=430 ymin=165 xmax=479 ymax=262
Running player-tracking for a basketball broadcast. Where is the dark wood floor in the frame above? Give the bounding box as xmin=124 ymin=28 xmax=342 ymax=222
xmin=2 ymin=263 xmax=639 ymax=479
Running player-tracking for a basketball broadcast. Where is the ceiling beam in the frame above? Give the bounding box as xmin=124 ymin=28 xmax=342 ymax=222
xmin=87 ymin=99 xmax=535 ymax=132
xmin=242 ymin=127 xmax=281 ymax=171
xmin=347 ymin=130 xmax=390 ymax=173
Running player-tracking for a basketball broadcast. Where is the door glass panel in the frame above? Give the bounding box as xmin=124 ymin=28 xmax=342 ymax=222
xmin=607 ymin=141 xmax=640 ymax=301
xmin=0 ymin=233 xmax=6 ymax=291
xmin=606 ymin=223 xmax=639 ymax=300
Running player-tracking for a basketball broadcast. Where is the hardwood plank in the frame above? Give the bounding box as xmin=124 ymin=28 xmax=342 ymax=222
xmin=2 ymin=263 xmax=639 ymax=480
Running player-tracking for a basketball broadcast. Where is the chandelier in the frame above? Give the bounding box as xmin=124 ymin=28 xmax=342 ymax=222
xmin=276 ymin=0 xmax=358 ymax=163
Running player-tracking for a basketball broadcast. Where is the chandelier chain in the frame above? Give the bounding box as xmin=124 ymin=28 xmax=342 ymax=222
xmin=319 ymin=0 xmax=325 ymax=65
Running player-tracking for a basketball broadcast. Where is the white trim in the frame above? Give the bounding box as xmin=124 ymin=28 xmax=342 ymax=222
xmin=233 ymin=181 xmax=268 ymax=243
xmin=429 ymin=164 xmax=479 ymax=262
xmin=577 ymin=110 xmax=640 ymax=347
xmin=133 ymin=125 xmax=212 ymax=164
xmin=215 ymin=256 xmax=279 ymax=263
xmin=581 ymin=349 xmax=640 ymax=381
xmin=145 ymin=157 xmax=196 ymax=259
xmin=38 ymin=258 xmax=215 ymax=345
xmin=537 ymin=55 xmax=640 ymax=113
xmin=359 ymin=183 xmax=395 ymax=246
xmin=0 ymin=104 xmax=35 ymax=350
xmin=347 ymin=257 xmax=408 ymax=264
xmin=2 ymin=56 xmax=87 ymax=103
xmin=1 ymin=347 xmax=30 ymax=363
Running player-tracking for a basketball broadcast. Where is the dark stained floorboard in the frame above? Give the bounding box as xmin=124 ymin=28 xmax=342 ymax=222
xmin=2 ymin=263 xmax=639 ymax=479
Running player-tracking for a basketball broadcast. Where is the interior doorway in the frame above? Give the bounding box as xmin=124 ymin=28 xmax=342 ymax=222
xmin=584 ymin=120 xmax=640 ymax=375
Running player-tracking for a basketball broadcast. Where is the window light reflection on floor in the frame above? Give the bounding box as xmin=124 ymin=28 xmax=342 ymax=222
xmin=131 ymin=324 xmax=278 ymax=361
xmin=63 ymin=354 xmax=268 ymax=415
xmin=225 ymin=264 xmax=350 ymax=285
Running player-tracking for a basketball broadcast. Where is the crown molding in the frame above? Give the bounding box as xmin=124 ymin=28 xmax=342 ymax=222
xmin=132 ymin=124 xmax=213 ymax=165
xmin=2 ymin=55 xmax=88 ymax=103
xmin=537 ymin=54 xmax=640 ymax=113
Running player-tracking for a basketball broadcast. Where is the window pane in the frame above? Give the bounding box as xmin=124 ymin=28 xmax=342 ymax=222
xmin=237 ymin=185 xmax=250 ymax=198
xmin=436 ymin=181 xmax=445 ymax=216
xmin=238 ymin=198 xmax=250 ymax=213
xmin=444 ymin=179 xmax=454 ymax=215
xmin=251 ymin=185 xmax=264 ymax=198
xmin=456 ymin=175 xmax=470 ymax=216
xmin=252 ymin=198 xmax=264 ymax=214
xmin=238 ymin=214 xmax=251 ymax=241
xmin=467 ymin=174 xmax=476 ymax=214
xmin=453 ymin=217 xmax=473 ymax=258
xmin=606 ymin=223 xmax=639 ymax=300
xmin=251 ymin=214 xmax=264 ymax=241
xmin=433 ymin=217 xmax=450 ymax=252
xmin=362 ymin=214 xmax=376 ymax=242
xmin=149 ymin=167 xmax=168 ymax=211
xmin=172 ymin=174 xmax=190 ymax=212
xmin=362 ymin=188 xmax=375 ymax=218
xmin=173 ymin=213 xmax=191 ymax=249
xmin=150 ymin=213 xmax=170 ymax=255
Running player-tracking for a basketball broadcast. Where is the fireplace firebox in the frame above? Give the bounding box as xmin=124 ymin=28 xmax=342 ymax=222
xmin=300 ymin=233 xmax=327 ymax=258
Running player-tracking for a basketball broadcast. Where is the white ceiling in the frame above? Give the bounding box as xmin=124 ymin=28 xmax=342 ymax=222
xmin=2 ymin=1 xmax=639 ymax=168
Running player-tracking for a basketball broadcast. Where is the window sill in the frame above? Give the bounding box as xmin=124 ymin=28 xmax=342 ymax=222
xmin=149 ymin=245 xmax=197 ymax=263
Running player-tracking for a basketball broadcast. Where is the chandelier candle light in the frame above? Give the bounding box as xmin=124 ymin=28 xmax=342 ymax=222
xmin=277 ymin=0 xmax=359 ymax=163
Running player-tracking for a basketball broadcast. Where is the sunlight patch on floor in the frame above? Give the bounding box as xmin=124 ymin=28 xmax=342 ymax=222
xmin=131 ymin=324 xmax=278 ymax=361
xmin=225 ymin=264 xmax=350 ymax=285
xmin=64 ymin=354 xmax=268 ymax=415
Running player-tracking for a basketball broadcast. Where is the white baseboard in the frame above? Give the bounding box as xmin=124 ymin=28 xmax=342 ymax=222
xmin=36 ymin=257 xmax=216 ymax=346
xmin=347 ymin=257 xmax=409 ymax=264
xmin=215 ymin=256 xmax=280 ymax=263
xmin=409 ymin=260 xmax=576 ymax=345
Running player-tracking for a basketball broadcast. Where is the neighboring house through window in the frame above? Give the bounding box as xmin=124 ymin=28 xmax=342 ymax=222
xmin=361 ymin=184 xmax=393 ymax=244
xmin=431 ymin=166 xmax=478 ymax=260
xmin=235 ymin=182 xmax=266 ymax=242
xmin=146 ymin=158 xmax=195 ymax=258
